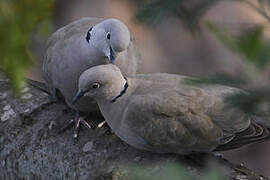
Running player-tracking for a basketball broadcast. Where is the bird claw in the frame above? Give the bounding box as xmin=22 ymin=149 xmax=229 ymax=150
xmin=73 ymin=118 xmax=92 ymax=139
xmin=73 ymin=116 xmax=81 ymax=139
xmin=81 ymin=118 xmax=92 ymax=129
xmin=58 ymin=112 xmax=92 ymax=138
xmin=97 ymin=121 xmax=111 ymax=135
xmin=98 ymin=121 xmax=106 ymax=128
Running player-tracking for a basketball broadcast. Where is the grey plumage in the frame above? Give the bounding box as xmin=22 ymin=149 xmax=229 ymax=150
xmin=73 ymin=64 xmax=270 ymax=154
xmin=43 ymin=17 xmax=140 ymax=113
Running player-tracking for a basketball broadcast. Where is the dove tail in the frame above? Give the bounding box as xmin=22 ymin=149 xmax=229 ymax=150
xmin=25 ymin=78 xmax=66 ymax=102
xmin=214 ymin=121 xmax=270 ymax=151
xmin=25 ymin=78 xmax=50 ymax=95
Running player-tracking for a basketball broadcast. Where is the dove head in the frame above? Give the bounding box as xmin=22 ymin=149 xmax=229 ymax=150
xmin=86 ymin=18 xmax=130 ymax=64
xmin=73 ymin=64 xmax=126 ymax=104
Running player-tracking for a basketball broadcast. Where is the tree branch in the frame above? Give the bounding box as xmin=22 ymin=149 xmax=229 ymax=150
xmin=0 ymin=71 xmax=268 ymax=180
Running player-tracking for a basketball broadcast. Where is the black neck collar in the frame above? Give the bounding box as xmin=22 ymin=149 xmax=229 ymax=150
xmin=111 ymin=77 xmax=128 ymax=103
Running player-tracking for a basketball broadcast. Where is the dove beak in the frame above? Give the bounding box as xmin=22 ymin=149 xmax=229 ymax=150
xmin=72 ymin=90 xmax=86 ymax=105
xmin=108 ymin=46 xmax=116 ymax=64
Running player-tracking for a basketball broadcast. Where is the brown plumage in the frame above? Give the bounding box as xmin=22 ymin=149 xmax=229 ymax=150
xmin=42 ymin=18 xmax=141 ymax=138
xmin=73 ymin=64 xmax=270 ymax=154
xmin=43 ymin=17 xmax=140 ymax=112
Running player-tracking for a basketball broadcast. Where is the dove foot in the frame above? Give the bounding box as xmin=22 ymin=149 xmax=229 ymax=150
xmin=58 ymin=111 xmax=91 ymax=138
xmin=98 ymin=121 xmax=112 ymax=135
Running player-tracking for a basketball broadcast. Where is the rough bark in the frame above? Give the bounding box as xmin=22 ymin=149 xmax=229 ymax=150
xmin=0 ymin=72 xmax=268 ymax=180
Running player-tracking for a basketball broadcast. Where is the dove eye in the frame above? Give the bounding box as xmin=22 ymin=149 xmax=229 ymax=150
xmin=106 ymin=32 xmax=111 ymax=40
xmin=92 ymin=83 xmax=100 ymax=89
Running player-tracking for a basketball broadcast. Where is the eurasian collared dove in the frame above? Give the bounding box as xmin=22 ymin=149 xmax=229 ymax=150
xmin=73 ymin=64 xmax=270 ymax=154
xmin=42 ymin=17 xmax=140 ymax=137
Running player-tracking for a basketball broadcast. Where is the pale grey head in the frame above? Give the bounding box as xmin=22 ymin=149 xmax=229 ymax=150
xmin=72 ymin=64 xmax=126 ymax=104
xmin=85 ymin=18 xmax=131 ymax=63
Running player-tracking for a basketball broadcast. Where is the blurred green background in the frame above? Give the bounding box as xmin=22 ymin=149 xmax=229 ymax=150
xmin=0 ymin=0 xmax=53 ymax=92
